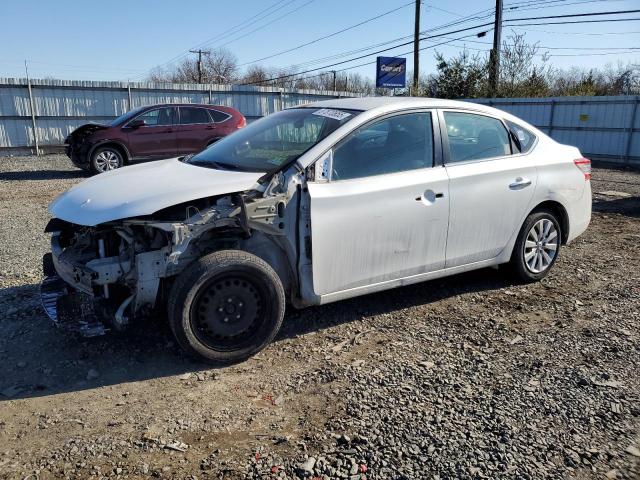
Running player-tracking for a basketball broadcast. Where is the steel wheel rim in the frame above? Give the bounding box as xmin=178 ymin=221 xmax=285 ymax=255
xmin=523 ymin=218 xmax=558 ymax=274
xmin=95 ymin=150 xmax=120 ymax=171
xmin=189 ymin=273 xmax=267 ymax=352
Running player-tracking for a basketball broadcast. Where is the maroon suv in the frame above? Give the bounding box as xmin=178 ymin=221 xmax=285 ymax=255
xmin=65 ymin=104 xmax=246 ymax=173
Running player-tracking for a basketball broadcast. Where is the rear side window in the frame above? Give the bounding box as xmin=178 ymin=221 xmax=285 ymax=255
xmin=135 ymin=107 xmax=174 ymax=126
xmin=444 ymin=112 xmax=511 ymax=163
xmin=332 ymin=112 xmax=434 ymax=180
xmin=209 ymin=109 xmax=231 ymax=123
xmin=505 ymin=120 xmax=536 ymax=153
xmin=180 ymin=107 xmax=211 ymax=125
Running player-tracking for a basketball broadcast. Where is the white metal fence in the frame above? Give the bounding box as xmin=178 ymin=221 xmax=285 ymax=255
xmin=0 ymin=77 xmax=357 ymax=154
xmin=0 ymin=78 xmax=638 ymax=165
xmin=472 ymin=95 xmax=640 ymax=165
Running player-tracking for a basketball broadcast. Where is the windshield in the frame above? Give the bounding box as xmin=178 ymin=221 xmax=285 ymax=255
xmin=187 ymin=107 xmax=359 ymax=172
xmin=109 ymin=106 xmax=146 ymax=126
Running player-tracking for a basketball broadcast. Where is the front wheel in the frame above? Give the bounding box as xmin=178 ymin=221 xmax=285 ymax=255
xmin=510 ymin=210 xmax=561 ymax=282
xmin=90 ymin=146 xmax=124 ymax=174
xmin=167 ymin=250 xmax=285 ymax=365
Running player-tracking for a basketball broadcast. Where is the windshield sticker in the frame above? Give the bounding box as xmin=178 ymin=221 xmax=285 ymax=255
xmin=312 ymin=109 xmax=352 ymax=121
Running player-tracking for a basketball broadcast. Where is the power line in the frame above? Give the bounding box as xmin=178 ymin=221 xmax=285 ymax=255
xmin=507 ymin=17 xmax=640 ymax=26
xmin=138 ymin=0 xmax=301 ymax=77
xmin=519 ymin=28 xmax=640 ymax=35
xmin=442 ymin=40 xmax=640 ymax=57
xmin=505 ymin=8 xmax=640 ymax=22
xmin=236 ymin=5 xmax=507 ymax=78
xmin=237 ymin=1 xmax=413 ymax=67
xmin=264 ymin=32 xmax=495 ymax=86
xmin=215 ymin=0 xmax=316 ymax=50
xmin=243 ymin=9 xmax=640 ymax=86
xmin=241 ymin=23 xmax=496 ymax=85
xmin=436 ymin=35 xmax=640 ymax=50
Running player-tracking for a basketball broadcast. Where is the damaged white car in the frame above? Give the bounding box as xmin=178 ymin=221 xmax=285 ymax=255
xmin=43 ymin=97 xmax=592 ymax=364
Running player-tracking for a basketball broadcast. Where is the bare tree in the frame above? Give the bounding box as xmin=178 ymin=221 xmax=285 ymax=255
xmin=146 ymin=48 xmax=238 ymax=84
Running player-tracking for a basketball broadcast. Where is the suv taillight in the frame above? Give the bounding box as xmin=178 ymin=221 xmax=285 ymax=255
xmin=574 ymin=157 xmax=591 ymax=180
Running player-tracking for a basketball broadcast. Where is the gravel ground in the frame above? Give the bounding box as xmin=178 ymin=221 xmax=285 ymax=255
xmin=0 ymin=154 xmax=639 ymax=480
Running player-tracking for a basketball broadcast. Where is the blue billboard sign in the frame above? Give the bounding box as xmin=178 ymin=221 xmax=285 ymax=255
xmin=376 ymin=56 xmax=406 ymax=88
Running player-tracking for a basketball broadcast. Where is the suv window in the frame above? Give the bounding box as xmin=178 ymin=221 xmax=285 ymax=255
xmin=505 ymin=120 xmax=536 ymax=153
xmin=332 ymin=112 xmax=433 ymax=180
xmin=180 ymin=107 xmax=211 ymax=125
xmin=444 ymin=111 xmax=511 ymax=163
xmin=135 ymin=107 xmax=174 ymax=126
xmin=209 ymin=109 xmax=231 ymax=123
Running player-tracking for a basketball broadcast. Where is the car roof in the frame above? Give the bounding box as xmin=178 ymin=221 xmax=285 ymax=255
xmin=303 ymin=96 xmax=506 ymax=116
xmin=142 ymin=103 xmax=231 ymax=109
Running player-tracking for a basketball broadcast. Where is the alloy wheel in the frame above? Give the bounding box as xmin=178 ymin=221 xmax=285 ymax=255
xmin=523 ymin=218 xmax=558 ymax=274
xmin=94 ymin=150 xmax=121 ymax=172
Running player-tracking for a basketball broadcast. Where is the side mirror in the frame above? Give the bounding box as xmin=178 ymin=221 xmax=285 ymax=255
xmin=128 ymin=119 xmax=146 ymax=129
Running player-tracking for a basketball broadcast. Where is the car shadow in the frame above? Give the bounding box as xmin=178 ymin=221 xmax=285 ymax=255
xmin=0 ymin=268 xmax=514 ymax=401
xmin=0 ymin=169 xmax=88 ymax=181
xmin=593 ymin=196 xmax=640 ymax=218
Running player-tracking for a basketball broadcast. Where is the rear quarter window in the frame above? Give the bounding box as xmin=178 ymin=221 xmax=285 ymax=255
xmin=209 ymin=109 xmax=231 ymax=123
xmin=505 ymin=120 xmax=536 ymax=153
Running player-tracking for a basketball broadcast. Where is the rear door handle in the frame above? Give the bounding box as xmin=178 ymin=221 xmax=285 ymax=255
xmin=509 ymin=177 xmax=532 ymax=189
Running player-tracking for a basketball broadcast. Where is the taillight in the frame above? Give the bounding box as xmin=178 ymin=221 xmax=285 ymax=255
xmin=574 ymin=157 xmax=591 ymax=180
xmin=237 ymin=116 xmax=246 ymax=129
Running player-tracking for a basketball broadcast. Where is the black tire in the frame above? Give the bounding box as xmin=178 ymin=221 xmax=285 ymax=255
xmin=167 ymin=250 xmax=285 ymax=365
xmin=510 ymin=209 xmax=562 ymax=283
xmin=90 ymin=146 xmax=124 ymax=174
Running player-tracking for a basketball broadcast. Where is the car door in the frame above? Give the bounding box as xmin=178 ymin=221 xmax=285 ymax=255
xmin=125 ymin=107 xmax=177 ymax=159
xmin=177 ymin=107 xmax=215 ymax=154
xmin=440 ymin=110 xmax=538 ymax=268
xmin=307 ymin=111 xmax=449 ymax=296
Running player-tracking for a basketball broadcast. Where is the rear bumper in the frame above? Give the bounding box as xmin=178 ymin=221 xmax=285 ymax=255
xmin=567 ymin=181 xmax=592 ymax=244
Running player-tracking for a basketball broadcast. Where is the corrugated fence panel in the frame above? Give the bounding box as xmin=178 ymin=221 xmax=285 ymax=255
xmin=1 ymin=78 xmax=637 ymax=163
xmin=0 ymin=78 xmax=358 ymax=151
xmin=472 ymin=95 xmax=640 ymax=163
xmin=0 ymin=86 xmax=31 ymax=116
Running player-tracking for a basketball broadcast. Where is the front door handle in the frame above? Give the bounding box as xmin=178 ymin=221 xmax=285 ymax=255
xmin=415 ymin=190 xmax=445 ymax=204
xmin=509 ymin=177 xmax=532 ymax=190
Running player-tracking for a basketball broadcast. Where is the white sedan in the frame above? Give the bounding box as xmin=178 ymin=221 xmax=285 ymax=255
xmin=44 ymin=97 xmax=592 ymax=363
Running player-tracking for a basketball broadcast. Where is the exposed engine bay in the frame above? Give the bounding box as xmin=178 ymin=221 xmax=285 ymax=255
xmin=42 ymin=171 xmax=305 ymax=336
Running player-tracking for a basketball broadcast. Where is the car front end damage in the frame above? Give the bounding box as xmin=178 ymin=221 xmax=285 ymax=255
xmin=41 ymin=179 xmax=296 ymax=337
xmin=64 ymin=123 xmax=110 ymax=169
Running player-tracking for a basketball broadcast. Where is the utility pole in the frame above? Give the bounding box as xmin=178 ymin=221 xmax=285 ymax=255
xmin=489 ymin=0 xmax=503 ymax=97
xmin=24 ymin=60 xmax=39 ymax=156
xmin=412 ymin=0 xmax=421 ymax=94
xmin=189 ymin=49 xmax=210 ymax=84
xmin=331 ymin=70 xmax=337 ymax=93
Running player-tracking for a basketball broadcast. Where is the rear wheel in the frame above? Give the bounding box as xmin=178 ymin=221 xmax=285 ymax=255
xmin=510 ymin=210 xmax=561 ymax=282
xmin=90 ymin=146 xmax=124 ymax=174
xmin=167 ymin=250 xmax=285 ymax=365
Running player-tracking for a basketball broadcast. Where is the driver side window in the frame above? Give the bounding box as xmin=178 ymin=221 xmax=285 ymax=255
xmin=332 ymin=112 xmax=433 ymax=180
xmin=134 ymin=107 xmax=174 ymax=126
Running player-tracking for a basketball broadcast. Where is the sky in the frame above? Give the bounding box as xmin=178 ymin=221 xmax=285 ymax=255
xmin=1 ymin=0 xmax=639 ymax=83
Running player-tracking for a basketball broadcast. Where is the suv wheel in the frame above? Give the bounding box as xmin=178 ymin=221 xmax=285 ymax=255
xmin=167 ymin=250 xmax=285 ymax=365
xmin=91 ymin=146 xmax=124 ymax=174
xmin=510 ymin=209 xmax=561 ymax=282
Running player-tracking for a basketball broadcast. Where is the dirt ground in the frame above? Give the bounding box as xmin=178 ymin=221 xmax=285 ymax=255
xmin=0 ymin=155 xmax=639 ymax=480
